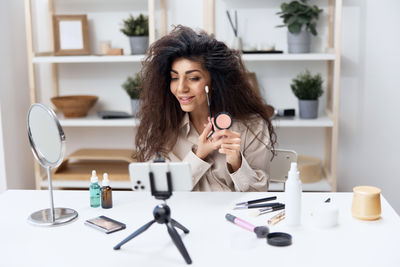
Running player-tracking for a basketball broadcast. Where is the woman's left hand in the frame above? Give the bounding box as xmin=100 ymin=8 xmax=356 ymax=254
xmin=212 ymin=129 xmax=242 ymax=172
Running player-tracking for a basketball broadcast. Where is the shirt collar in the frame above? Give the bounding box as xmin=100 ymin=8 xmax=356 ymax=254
xmin=180 ymin=112 xmax=191 ymax=137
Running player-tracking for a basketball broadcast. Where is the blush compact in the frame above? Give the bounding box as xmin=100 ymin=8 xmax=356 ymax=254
xmin=214 ymin=112 xmax=233 ymax=130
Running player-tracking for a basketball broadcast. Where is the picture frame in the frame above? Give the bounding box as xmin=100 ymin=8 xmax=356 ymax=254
xmin=53 ymin=15 xmax=90 ymax=56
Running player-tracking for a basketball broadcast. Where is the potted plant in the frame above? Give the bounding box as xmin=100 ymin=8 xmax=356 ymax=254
xmin=276 ymin=0 xmax=323 ymax=53
xmin=120 ymin=14 xmax=149 ymax=55
xmin=122 ymin=73 xmax=142 ymax=117
xmin=291 ymin=70 xmax=323 ymax=119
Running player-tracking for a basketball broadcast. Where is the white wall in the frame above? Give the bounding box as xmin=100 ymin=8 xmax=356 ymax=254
xmin=0 ymin=0 xmax=399 ymax=214
xmin=0 ymin=0 xmax=35 ymax=190
xmin=0 ymin=104 xmax=7 ymax=192
xmin=338 ymin=0 xmax=400 ymax=213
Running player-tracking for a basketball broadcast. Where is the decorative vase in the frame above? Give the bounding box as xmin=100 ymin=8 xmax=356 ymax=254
xmin=130 ymin=99 xmax=140 ymax=117
xmin=287 ymin=29 xmax=311 ymax=53
xmin=129 ymin=36 xmax=149 ymax=55
xmin=299 ymin=99 xmax=318 ymax=119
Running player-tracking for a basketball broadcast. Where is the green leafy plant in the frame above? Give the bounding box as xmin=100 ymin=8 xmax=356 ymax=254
xmin=122 ymin=73 xmax=142 ymax=99
xmin=291 ymin=70 xmax=323 ymax=100
xmin=120 ymin=14 xmax=149 ymax=37
xmin=276 ymin=0 xmax=323 ymax=36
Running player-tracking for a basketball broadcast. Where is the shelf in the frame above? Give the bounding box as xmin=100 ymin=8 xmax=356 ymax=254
xmin=59 ymin=115 xmax=140 ymax=127
xmin=273 ymin=115 xmax=334 ymax=128
xmin=32 ymin=55 xmax=145 ymax=63
xmin=41 ymin=179 xmax=132 ymax=189
xmin=58 ymin=114 xmax=333 ymax=128
xmin=32 ymin=53 xmax=335 ymax=64
xmin=269 ymin=178 xmax=332 ymax=192
xmin=242 ymin=53 xmax=336 ymax=62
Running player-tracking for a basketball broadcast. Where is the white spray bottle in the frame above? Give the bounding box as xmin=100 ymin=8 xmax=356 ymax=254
xmin=285 ymin=162 xmax=302 ymax=226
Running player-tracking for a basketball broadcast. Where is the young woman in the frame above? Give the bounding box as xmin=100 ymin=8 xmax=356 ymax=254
xmin=135 ymin=25 xmax=276 ymax=191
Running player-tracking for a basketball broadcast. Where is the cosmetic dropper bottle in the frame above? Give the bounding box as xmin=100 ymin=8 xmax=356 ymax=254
xmin=89 ymin=170 xmax=101 ymax=208
xmin=101 ymin=173 xmax=113 ymax=209
xmin=285 ymin=162 xmax=302 ymax=226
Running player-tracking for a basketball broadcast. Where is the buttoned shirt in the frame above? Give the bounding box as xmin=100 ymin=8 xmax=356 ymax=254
xmin=168 ymin=113 xmax=272 ymax=191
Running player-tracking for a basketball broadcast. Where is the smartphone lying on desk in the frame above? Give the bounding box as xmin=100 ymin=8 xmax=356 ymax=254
xmin=85 ymin=216 xmax=126 ymax=234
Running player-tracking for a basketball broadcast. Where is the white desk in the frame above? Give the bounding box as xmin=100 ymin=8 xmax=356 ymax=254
xmin=1 ymin=190 xmax=400 ymax=267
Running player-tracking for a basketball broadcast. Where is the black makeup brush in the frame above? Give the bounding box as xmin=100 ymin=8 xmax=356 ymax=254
xmin=205 ymin=85 xmax=215 ymax=136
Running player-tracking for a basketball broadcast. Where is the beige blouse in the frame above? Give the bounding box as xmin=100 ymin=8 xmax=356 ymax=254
xmin=168 ymin=113 xmax=272 ymax=192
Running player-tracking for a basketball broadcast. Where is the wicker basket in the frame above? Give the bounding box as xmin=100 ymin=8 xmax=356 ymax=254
xmin=298 ymin=155 xmax=322 ymax=183
xmin=51 ymin=95 xmax=98 ymax=118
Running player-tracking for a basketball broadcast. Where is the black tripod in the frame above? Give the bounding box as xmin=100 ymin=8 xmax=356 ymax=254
xmin=113 ymin=165 xmax=192 ymax=264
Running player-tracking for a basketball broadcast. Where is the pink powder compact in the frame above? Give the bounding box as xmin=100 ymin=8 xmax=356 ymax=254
xmin=214 ymin=112 xmax=233 ymax=130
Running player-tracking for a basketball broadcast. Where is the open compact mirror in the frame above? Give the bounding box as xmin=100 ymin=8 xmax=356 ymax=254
xmin=27 ymin=103 xmax=78 ymax=226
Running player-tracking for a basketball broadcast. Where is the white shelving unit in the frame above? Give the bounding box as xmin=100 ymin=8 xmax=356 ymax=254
xmin=205 ymin=0 xmax=342 ymax=192
xmin=26 ymin=0 xmax=341 ymax=191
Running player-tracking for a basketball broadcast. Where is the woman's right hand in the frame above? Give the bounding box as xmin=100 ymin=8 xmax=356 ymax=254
xmin=195 ymin=121 xmax=218 ymax=160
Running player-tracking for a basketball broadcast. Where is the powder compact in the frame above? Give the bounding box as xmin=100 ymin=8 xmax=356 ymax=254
xmin=214 ymin=112 xmax=233 ymax=130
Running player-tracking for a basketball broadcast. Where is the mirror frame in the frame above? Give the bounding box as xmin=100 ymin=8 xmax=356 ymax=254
xmin=27 ymin=103 xmax=66 ymax=169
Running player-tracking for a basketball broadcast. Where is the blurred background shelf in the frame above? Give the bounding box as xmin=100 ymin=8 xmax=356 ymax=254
xmin=58 ymin=114 xmax=333 ymax=128
xmin=32 ymin=53 xmax=335 ymax=64
xmin=242 ymin=53 xmax=336 ymax=61
xmin=32 ymin=55 xmax=145 ymax=63
xmin=26 ymin=0 xmax=342 ymax=192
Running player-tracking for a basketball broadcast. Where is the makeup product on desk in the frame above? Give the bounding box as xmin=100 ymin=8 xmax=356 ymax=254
xmin=310 ymin=197 xmax=339 ymax=228
xmin=225 ymin=213 xmax=269 ymax=238
xmin=266 ymin=232 xmax=292 ymax=247
xmin=268 ymin=211 xmax=285 ymax=226
xmin=101 ymin=173 xmax=113 ymax=209
xmin=233 ymin=202 xmax=283 ymax=210
xmin=249 ymin=204 xmax=285 ymax=217
xmin=85 ymin=216 xmax=125 ymax=234
xmin=285 ymin=162 xmax=302 ymax=226
xmin=235 ymin=196 xmax=277 ymax=207
xmin=351 ymin=186 xmax=381 ymax=221
xmin=89 ymin=170 xmax=101 ymax=208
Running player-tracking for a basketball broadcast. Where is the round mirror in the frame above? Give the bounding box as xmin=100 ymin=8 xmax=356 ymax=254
xmin=28 ymin=103 xmax=65 ymax=167
xmin=27 ymin=103 xmax=78 ymax=226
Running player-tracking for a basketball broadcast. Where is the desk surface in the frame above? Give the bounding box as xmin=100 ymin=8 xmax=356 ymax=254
xmin=1 ymin=190 xmax=400 ymax=267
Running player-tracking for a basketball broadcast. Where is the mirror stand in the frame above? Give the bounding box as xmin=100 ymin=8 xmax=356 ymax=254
xmin=27 ymin=166 xmax=78 ymax=226
xmin=27 ymin=103 xmax=78 ymax=227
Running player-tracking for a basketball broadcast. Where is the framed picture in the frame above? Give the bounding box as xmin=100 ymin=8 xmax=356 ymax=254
xmin=53 ymin=15 xmax=90 ymax=56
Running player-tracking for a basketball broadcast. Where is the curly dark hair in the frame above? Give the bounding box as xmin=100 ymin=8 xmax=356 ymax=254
xmin=135 ymin=25 xmax=276 ymax=161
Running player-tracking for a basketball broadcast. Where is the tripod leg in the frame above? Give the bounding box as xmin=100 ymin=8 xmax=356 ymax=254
xmin=171 ymin=218 xmax=190 ymax=234
xmin=113 ymin=220 xmax=156 ymax=250
xmin=166 ymin=222 xmax=192 ymax=264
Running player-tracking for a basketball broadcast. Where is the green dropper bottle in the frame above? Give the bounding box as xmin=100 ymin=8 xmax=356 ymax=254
xmin=89 ymin=170 xmax=101 ymax=207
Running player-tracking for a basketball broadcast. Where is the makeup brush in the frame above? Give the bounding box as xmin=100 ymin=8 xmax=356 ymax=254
xmin=249 ymin=204 xmax=285 ymax=217
xmin=225 ymin=213 xmax=269 ymax=238
xmin=204 ymin=86 xmax=215 ymax=136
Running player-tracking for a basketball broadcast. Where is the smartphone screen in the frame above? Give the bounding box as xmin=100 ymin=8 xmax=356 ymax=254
xmin=85 ymin=216 xmax=126 ymax=234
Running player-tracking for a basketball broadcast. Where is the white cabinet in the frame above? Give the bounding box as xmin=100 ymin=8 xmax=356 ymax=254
xmin=25 ymin=0 xmax=341 ymax=191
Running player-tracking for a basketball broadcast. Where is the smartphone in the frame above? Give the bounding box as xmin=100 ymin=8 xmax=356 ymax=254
xmin=129 ymin=162 xmax=193 ymax=192
xmin=84 ymin=216 xmax=126 ymax=234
